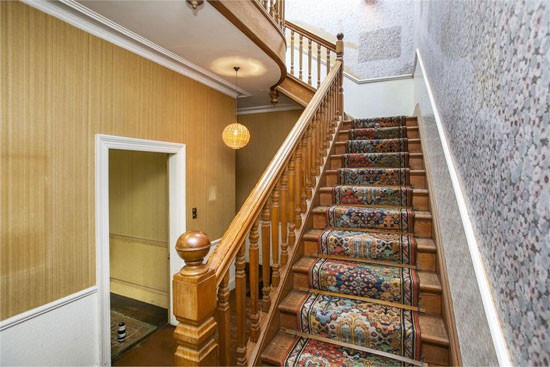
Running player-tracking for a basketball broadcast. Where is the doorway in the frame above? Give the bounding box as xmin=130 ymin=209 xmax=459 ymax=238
xmin=95 ymin=135 xmax=186 ymax=366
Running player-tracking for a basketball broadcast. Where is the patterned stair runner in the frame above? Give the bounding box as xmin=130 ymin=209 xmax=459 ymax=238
xmin=282 ymin=116 xmax=424 ymax=367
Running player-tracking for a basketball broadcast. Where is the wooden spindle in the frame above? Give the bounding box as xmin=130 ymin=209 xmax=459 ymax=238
xmin=317 ymin=43 xmax=321 ymax=88
xmin=280 ymin=171 xmax=289 ymax=265
xmin=336 ymin=33 xmax=344 ymax=120
xmin=261 ymin=201 xmax=271 ymax=312
xmin=300 ymin=138 xmax=308 ymax=211
xmin=322 ymin=98 xmax=329 ymax=152
xmin=294 ymin=149 xmax=303 ymax=228
xmin=173 ymin=232 xmax=218 ymax=366
xmin=307 ymin=39 xmax=312 ymax=85
xmin=271 ymin=183 xmax=280 ymax=287
xmin=299 ymin=34 xmax=303 ymax=80
xmin=315 ymin=111 xmax=321 ymax=174
xmin=309 ymin=120 xmax=316 ymax=189
xmin=235 ymin=242 xmax=247 ymax=366
xmin=288 ymin=157 xmax=296 ymax=246
xmin=216 ymin=273 xmax=230 ymax=366
xmin=290 ymin=30 xmax=295 ymax=75
xmin=305 ymin=125 xmax=313 ymax=199
xmin=326 ymin=49 xmax=331 ymax=76
xmin=249 ymin=218 xmax=260 ymax=342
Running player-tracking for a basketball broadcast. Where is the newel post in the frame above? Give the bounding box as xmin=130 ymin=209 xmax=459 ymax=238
xmin=336 ymin=33 xmax=344 ymax=120
xmin=173 ymin=232 xmax=219 ymax=366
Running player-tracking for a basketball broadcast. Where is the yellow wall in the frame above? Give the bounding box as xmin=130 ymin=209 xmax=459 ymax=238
xmin=0 ymin=2 xmax=236 ymax=320
xmin=109 ymin=150 xmax=170 ymax=308
xmin=236 ymin=109 xmax=303 ymax=209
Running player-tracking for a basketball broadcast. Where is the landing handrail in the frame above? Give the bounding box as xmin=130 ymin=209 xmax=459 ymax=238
xmin=285 ymin=21 xmax=336 ymax=51
xmin=207 ymin=60 xmax=343 ymax=284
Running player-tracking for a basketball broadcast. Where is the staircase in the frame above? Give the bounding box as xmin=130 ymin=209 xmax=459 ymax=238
xmin=171 ymin=5 xmax=458 ymax=365
xmin=260 ymin=116 xmax=449 ymax=366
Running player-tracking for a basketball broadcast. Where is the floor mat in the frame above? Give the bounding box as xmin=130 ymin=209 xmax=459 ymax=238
xmin=111 ymin=310 xmax=157 ymax=360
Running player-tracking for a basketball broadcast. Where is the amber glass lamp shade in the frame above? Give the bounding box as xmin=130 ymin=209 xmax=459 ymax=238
xmin=222 ymin=122 xmax=250 ymax=149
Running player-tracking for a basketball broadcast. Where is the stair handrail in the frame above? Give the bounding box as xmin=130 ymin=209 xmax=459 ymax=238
xmin=172 ymin=33 xmax=344 ymax=367
xmin=208 ymin=62 xmax=342 ymax=281
xmin=285 ymin=21 xmax=336 ymax=51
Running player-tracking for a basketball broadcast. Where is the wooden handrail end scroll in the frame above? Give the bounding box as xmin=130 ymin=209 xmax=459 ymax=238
xmin=173 ymin=231 xmax=219 ymax=366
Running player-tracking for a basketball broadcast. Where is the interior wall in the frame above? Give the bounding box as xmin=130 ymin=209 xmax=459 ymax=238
xmin=0 ymin=1 xmax=236 ymax=320
xmin=235 ymin=109 xmax=303 ymax=209
xmin=109 ymin=150 xmax=170 ymax=309
xmin=413 ymin=0 xmax=549 ymax=365
xmin=285 ymin=0 xmax=414 ymax=79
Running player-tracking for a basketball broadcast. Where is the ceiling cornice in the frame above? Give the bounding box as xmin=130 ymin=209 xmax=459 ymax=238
xmin=237 ymin=104 xmax=302 ymax=115
xmin=21 ymin=0 xmax=252 ymax=98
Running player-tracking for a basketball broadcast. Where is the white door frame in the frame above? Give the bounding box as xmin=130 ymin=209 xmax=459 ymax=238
xmin=95 ymin=134 xmax=186 ymax=366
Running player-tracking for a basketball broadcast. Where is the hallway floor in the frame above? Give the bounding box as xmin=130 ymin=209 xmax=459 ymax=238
xmin=111 ymin=293 xmax=175 ymax=366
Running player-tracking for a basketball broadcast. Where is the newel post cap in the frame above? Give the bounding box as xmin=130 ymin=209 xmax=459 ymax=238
xmin=336 ymin=33 xmax=344 ymax=55
xmin=176 ymin=231 xmax=211 ymax=276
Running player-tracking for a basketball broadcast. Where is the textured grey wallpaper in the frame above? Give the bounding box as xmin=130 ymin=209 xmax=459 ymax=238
xmin=285 ymin=0 xmax=414 ymax=79
xmin=414 ymin=0 xmax=550 ymax=365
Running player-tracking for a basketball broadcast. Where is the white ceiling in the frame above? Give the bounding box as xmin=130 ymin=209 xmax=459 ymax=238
xmin=77 ymin=0 xmax=283 ymax=105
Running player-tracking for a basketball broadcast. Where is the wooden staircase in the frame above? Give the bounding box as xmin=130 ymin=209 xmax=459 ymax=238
xmin=261 ymin=116 xmax=450 ymax=366
xmin=170 ymin=10 xmax=459 ymax=365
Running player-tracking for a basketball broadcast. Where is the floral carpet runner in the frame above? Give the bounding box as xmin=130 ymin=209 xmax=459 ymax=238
xmin=283 ymin=116 xmax=422 ymax=367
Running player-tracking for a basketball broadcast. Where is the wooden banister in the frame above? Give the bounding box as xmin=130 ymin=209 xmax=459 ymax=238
xmin=206 ymin=62 xmax=342 ymax=281
xmin=285 ymin=21 xmax=336 ymax=51
xmin=285 ymin=21 xmax=339 ymax=88
xmin=173 ymin=34 xmax=344 ymax=366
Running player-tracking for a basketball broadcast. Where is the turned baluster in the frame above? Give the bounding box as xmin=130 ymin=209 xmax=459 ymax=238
xmin=261 ymin=201 xmax=271 ymax=312
xmin=173 ymin=232 xmax=218 ymax=366
xmin=317 ymin=43 xmax=321 ymax=88
xmin=300 ymin=138 xmax=308 ymax=211
xmin=269 ymin=0 xmax=274 ymax=16
xmin=299 ymin=34 xmax=303 ymax=80
xmin=323 ymin=98 xmax=330 ymax=152
xmin=333 ymin=82 xmax=339 ymax=131
xmin=326 ymin=49 xmax=331 ymax=76
xmin=280 ymin=171 xmax=289 ymax=265
xmin=271 ymin=183 xmax=281 ymax=287
xmin=305 ymin=125 xmax=313 ymax=199
xmin=294 ymin=150 xmax=303 ymax=228
xmin=315 ymin=111 xmax=322 ymax=174
xmin=336 ymin=33 xmax=344 ymax=120
xmin=249 ymin=218 xmax=260 ymax=342
xmin=307 ymin=39 xmax=312 ymax=85
xmin=288 ymin=157 xmax=296 ymax=246
xmin=217 ymin=273 xmax=230 ymax=366
xmin=290 ymin=30 xmax=295 ymax=75
xmin=235 ymin=242 xmax=247 ymax=366
xmin=309 ymin=120 xmax=317 ymax=188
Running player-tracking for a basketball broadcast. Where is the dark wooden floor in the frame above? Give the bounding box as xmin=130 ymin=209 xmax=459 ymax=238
xmin=111 ymin=293 xmax=175 ymax=366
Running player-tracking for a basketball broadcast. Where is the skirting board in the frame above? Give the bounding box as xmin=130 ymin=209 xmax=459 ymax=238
xmin=0 ymin=287 xmax=100 ymax=366
xmin=415 ymin=48 xmax=511 ymax=366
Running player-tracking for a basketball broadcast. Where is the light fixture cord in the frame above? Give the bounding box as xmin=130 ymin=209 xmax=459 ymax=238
xmin=235 ymin=67 xmax=238 ymax=111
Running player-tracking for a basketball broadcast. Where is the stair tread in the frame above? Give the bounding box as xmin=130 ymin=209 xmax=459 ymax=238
xmin=313 ymin=205 xmax=431 ymax=218
xmin=261 ymin=332 xmax=295 ymax=365
xmin=304 ymin=229 xmax=436 ymax=253
xmin=294 ymin=256 xmax=441 ymax=292
xmin=327 ymin=168 xmax=425 ymax=173
xmin=280 ymin=289 xmax=448 ymax=346
xmin=320 ymin=186 xmax=428 ymax=194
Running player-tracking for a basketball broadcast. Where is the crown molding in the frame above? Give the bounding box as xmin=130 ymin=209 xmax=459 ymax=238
xmin=21 ymin=0 xmax=251 ymax=98
xmin=237 ymin=104 xmax=302 ymax=115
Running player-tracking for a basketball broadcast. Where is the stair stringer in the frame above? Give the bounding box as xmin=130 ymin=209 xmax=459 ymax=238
xmin=276 ymin=75 xmax=316 ymax=107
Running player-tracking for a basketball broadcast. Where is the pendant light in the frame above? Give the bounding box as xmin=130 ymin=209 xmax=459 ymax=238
xmin=222 ymin=67 xmax=250 ymax=150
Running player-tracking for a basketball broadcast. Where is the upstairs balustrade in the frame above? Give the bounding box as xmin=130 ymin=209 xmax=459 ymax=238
xmin=172 ymin=34 xmax=344 ymax=366
xmin=254 ymin=0 xmax=285 ymax=30
xmin=285 ymin=21 xmax=340 ymax=89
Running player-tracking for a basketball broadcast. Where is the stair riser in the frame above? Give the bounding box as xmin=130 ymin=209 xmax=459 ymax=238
xmin=330 ymin=156 xmax=424 ymax=170
xmin=334 ymin=140 xmax=421 ymax=154
xmin=320 ymin=190 xmax=428 ymax=210
xmin=337 ymin=128 xmax=419 ymax=142
xmin=303 ymin=239 xmax=436 ymax=271
xmin=292 ymin=272 xmax=441 ymax=313
xmin=312 ymin=211 xmax=433 ymax=238
xmin=342 ymin=118 xmax=418 ymax=130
